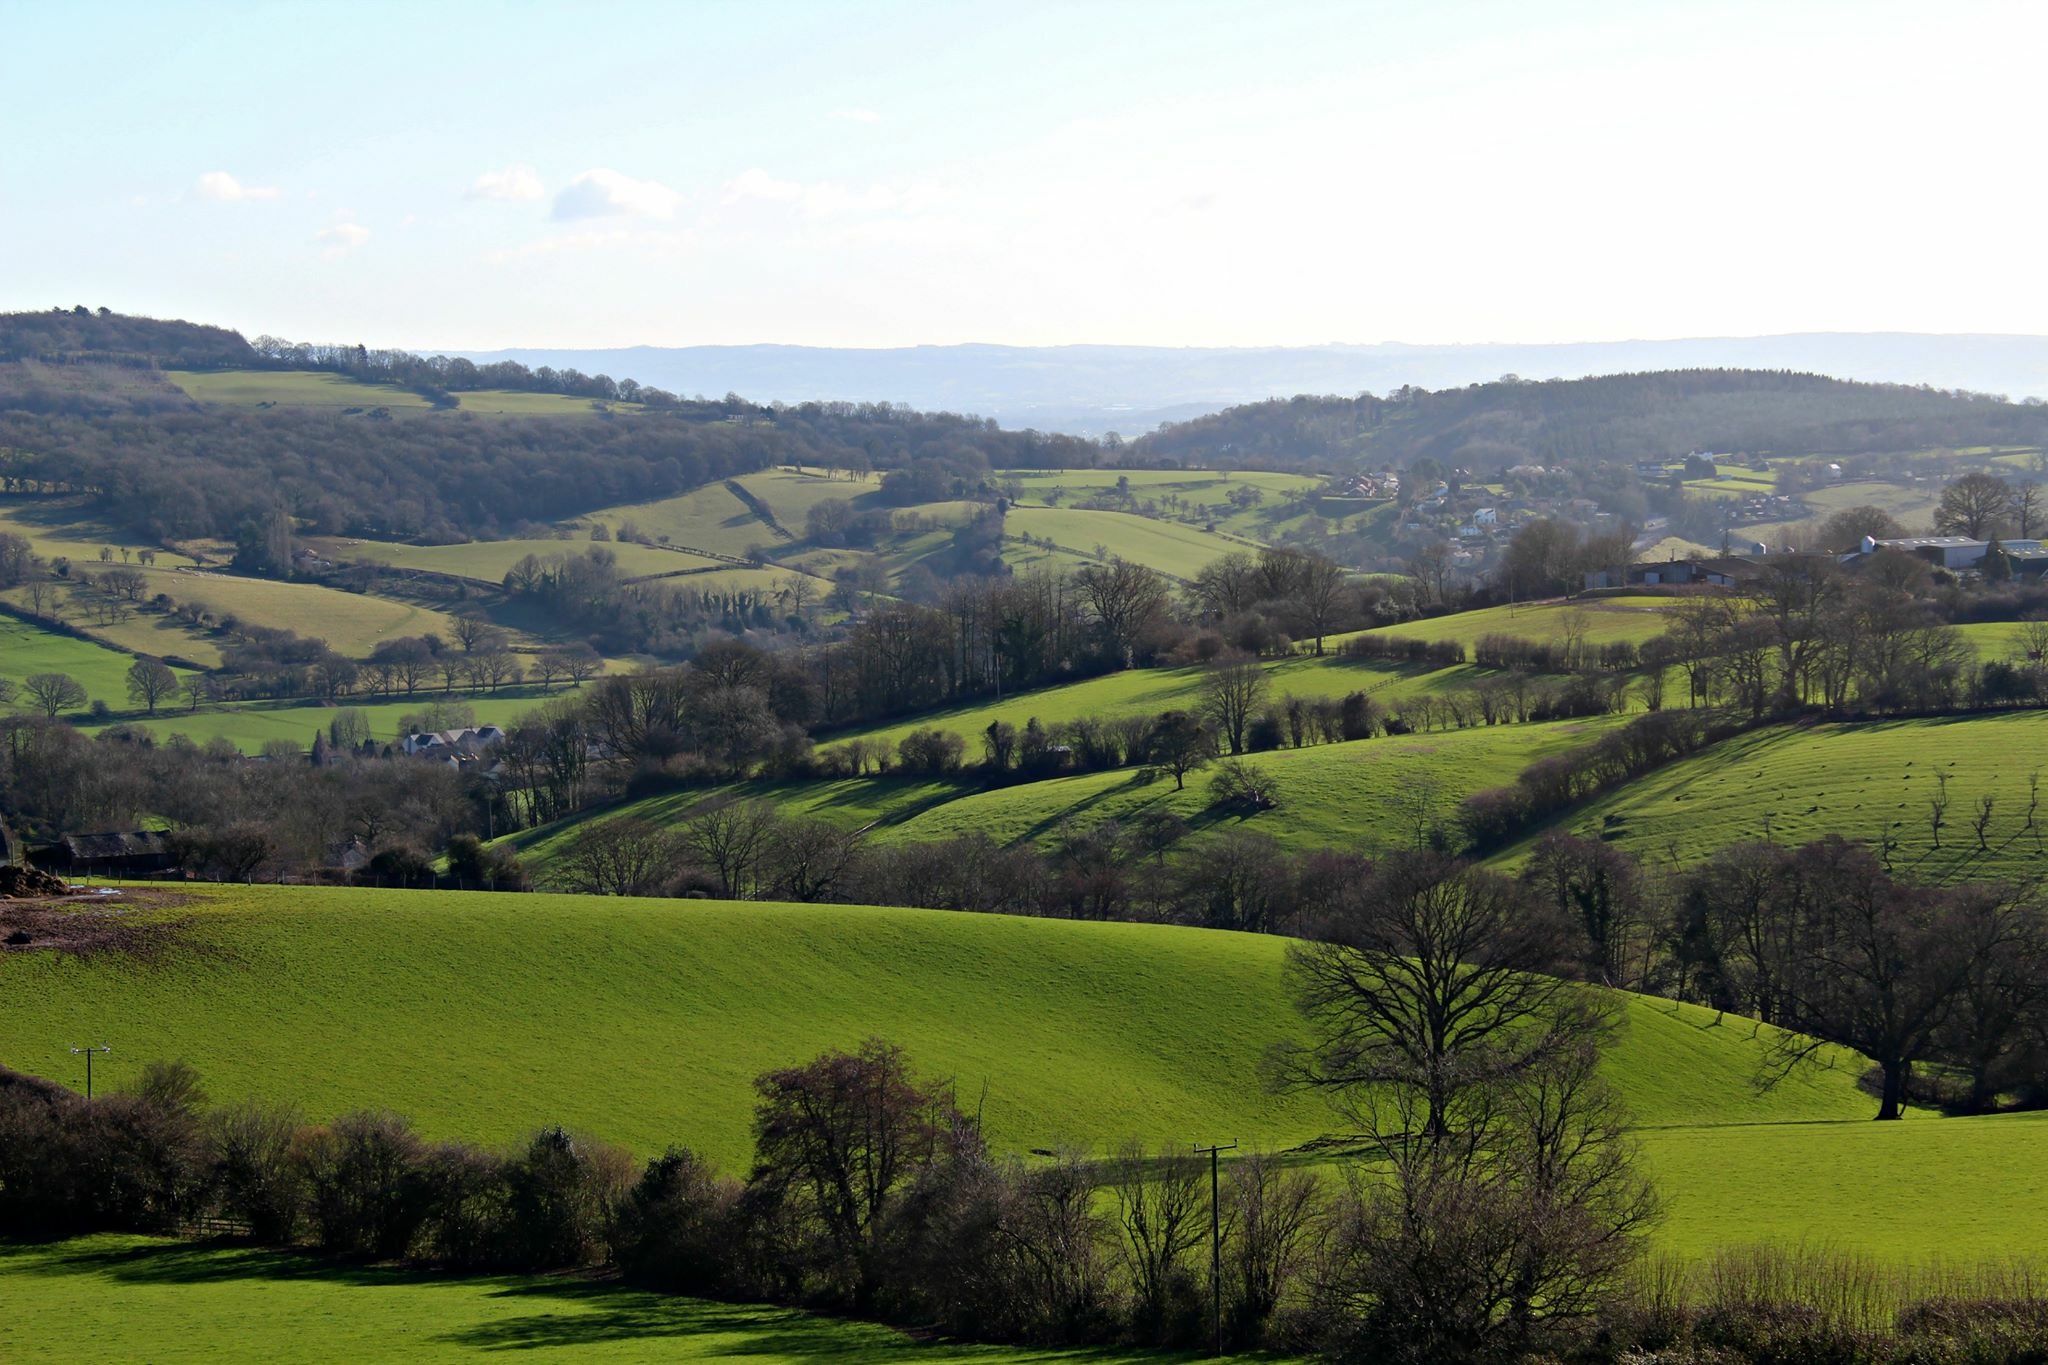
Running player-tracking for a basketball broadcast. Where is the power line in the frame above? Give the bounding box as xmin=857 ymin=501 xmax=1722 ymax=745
xmin=68 ymin=1043 xmax=110 ymax=1099
xmin=1193 ymin=1139 xmax=1237 ymax=1356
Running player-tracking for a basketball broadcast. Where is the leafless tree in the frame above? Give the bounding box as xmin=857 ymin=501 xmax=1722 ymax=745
xmin=1108 ymin=1142 xmax=1207 ymax=1338
xmin=1200 ymin=654 xmax=1268 ymax=755
xmin=22 ymin=671 xmax=86 ymax=718
xmin=552 ymin=817 xmax=677 ymax=896
xmin=675 ymin=798 xmax=780 ymax=898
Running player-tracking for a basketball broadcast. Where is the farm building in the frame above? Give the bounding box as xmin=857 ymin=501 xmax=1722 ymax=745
xmin=1853 ymin=535 xmax=2045 ymax=571
xmin=31 ymin=831 xmax=175 ymax=878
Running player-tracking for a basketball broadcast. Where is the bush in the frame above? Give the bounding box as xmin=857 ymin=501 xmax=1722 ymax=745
xmin=503 ymin=1125 xmax=632 ymax=1269
xmin=615 ymin=1146 xmax=744 ymax=1294
xmin=297 ymin=1110 xmax=431 ymax=1259
xmin=1209 ymin=759 xmax=1281 ymax=813
xmin=208 ymin=1100 xmax=306 ymax=1242
xmin=897 ymin=728 xmax=967 ymax=776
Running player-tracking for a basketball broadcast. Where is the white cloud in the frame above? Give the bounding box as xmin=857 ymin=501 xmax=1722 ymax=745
xmin=468 ymin=163 xmax=544 ymax=202
xmin=315 ymin=222 xmax=371 ymax=257
xmin=720 ymin=167 xmax=804 ymax=206
xmin=828 ymin=108 xmax=882 ymax=124
xmin=196 ymin=170 xmax=279 ymax=202
xmin=551 ymin=168 xmax=681 ymax=221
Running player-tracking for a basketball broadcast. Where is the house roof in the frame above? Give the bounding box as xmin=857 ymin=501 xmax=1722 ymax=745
xmin=62 ymin=831 xmax=169 ymax=860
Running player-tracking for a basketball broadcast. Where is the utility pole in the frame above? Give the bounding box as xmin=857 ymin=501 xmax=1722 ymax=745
xmin=69 ymin=1043 xmax=110 ymax=1099
xmin=1194 ymin=1140 xmax=1237 ymax=1356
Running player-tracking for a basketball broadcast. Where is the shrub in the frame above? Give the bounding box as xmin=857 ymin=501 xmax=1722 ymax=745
xmin=897 ymin=727 xmax=966 ymax=776
xmin=615 ymin=1147 xmax=744 ymax=1294
xmin=297 ymin=1110 xmax=431 ymax=1259
xmin=1210 ymin=759 xmax=1281 ymax=813
xmin=503 ymin=1125 xmax=632 ymax=1269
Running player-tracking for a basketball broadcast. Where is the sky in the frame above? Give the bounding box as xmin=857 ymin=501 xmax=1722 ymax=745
xmin=3 ymin=0 xmax=2044 ymax=351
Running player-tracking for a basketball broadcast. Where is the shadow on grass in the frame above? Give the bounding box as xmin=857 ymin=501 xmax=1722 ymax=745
xmin=0 ymin=1236 xmax=1228 ymax=1361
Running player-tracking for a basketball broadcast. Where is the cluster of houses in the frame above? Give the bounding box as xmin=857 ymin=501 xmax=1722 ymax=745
xmin=1586 ymin=534 xmax=2048 ymax=591
xmin=398 ymin=724 xmax=508 ymax=762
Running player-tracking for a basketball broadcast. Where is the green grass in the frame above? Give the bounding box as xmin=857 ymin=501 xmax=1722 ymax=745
xmin=1641 ymin=1110 xmax=2048 ymax=1263
xmin=0 ymin=886 xmax=1867 ymax=1170
xmin=0 ymin=1235 xmax=1178 ymax=1363
xmin=82 ymin=686 xmax=575 ymax=753
xmin=886 ymin=717 xmax=1629 ymax=854
xmin=0 ymin=496 xmax=202 ymax=569
xmin=8 ymin=886 xmax=2040 ymax=1267
xmin=119 ymin=567 xmax=484 ymax=657
xmin=1002 ymin=507 xmax=1256 ymax=580
xmin=820 ymin=655 xmax=1468 ymax=760
xmin=0 ymin=614 xmax=193 ymax=712
xmin=1498 ymin=711 xmax=2048 ymax=884
xmin=448 ymin=388 xmax=638 ymax=417
xmin=313 ymin=536 xmax=717 ymax=584
xmin=167 ymin=369 xmax=442 ymax=411
xmin=504 ymin=775 xmax=970 ymax=873
xmin=1343 ymin=596 xmax=1681 ymax=649
xmin=579 ymin=483 xmax=769 ymax=558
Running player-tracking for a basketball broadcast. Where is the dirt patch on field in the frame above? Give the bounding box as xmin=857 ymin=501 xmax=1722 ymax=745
xmin=0 ymin=889 xmax=197 ymax=961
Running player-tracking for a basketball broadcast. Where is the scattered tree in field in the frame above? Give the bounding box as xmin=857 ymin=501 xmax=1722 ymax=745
xmin=1931 ymin=770 xmax=1952 ymax=849
xmin=675 ymin=799 xmax=779 ymax=898
xmin=1146 ymin=710 xmax=1213 ymax=790
xmin=22 ymin=672 xmax=86 ymax=718
xmin=1199 ymin=654 xmax=1268 ymax=756
xmin=125 ymin=657 xmax=179 ymax=714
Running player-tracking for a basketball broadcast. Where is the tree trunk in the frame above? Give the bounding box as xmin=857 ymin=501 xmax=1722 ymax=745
xmin=1876 ymin=1059 xmax=1906 ymax=1120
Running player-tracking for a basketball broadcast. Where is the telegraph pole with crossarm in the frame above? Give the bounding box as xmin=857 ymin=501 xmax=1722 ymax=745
xmin=69 ymin=1043 xmax=110 ymax=1099
xmin=1193 ymin=1139 xmax=1238 ymax=1356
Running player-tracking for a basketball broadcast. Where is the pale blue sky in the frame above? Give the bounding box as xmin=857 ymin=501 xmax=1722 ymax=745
xmin=3 ymin=0 xmax=2042 ymax=349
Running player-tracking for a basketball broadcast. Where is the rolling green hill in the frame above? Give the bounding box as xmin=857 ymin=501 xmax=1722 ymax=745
xmin=0 ymin=614 xmax=194 ymax=713
xmin=1498 ymin=710 xmax=2048 ymax=884
xmin=6 ymin=885 xmax=2043 ymax=1269
xmin=313 ymin=535 xmax=724 ymax=584
xmin=1003 ymin=506 xmax=1256 ymax=580
xmin=165 ymin=369 xmax=636 ymax=417
xmin=882 ymin=716 xmax=1629 ymax=854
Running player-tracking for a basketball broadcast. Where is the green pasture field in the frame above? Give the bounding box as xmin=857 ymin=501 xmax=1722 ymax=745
xmin=10 ymin=886 xmax=2042 ymax=1272
xmin=819 ymin=655 xmax=1473 ymax=760
xmin=119 ymin=567 xmax=484 ymax=658
xmin=0 ymin=886 xmax=1867 ymax=1167
xmin=2 ymin=580 xmax=229 ymax=668
xmin=1003 ymin=469 xmax=1322 ymax=540
xmin=1498 ymin=710 xmax=2048 ymax=884
xmin=165 ymin=370 xmax=636 ymax=418
xmin=579 ymin=482 xmax=768 ymax=558
xmin=885 ymin=715 xmax=1628 ymax=853
xmin=0 ymin=1235 xmax=1184 ymax=1364
xmin=1800 ymin=479 xmax=1940 ymax=526
xmin=1337 ymin=596 xmax=1681 ymax=649
xmin=1002 ymin=507 xmax=1257 ymax=580
xmin=0 ymin=496 xmax=202 ymax=569
xmin=502 ymin=775 xmax=971 ymax=874
xmin=0 ymin=613 xmax=192 ymax=712
xmin=81 ymin=686 xmax=575 ymax=753
xmin=315 ymin=535 xmax=716 ymax=584
xmin=166 ymin=368 xmax=440 ymax=411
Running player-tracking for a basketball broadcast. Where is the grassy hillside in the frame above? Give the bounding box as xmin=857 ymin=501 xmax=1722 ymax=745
xmin=81 ymin=686 xmax=575 ymax=753
xmin=0 ymin=614 xmax=193 ymax=712
xmin=579 ymin=482 xmax=770 ymax=557
xmin=315 ymin=535 xmax=720 ymax=584
xmin=1348 ymin=596 xmax=1681 ymax=649
xmin=1500 ymin=711 xmax=2048 ymax=883
xmin=165 ymin=369 xmax=632 ymax=418
xmin=0 ymin=496 xmax=203 ymax=568
xmin=820 ymin=654 xmax=1469 ymax=758
xmin=885 ymin=717 xmax=1628 ymax=854
xmin=2 ymin=886 xmax=1867 ymax=1168
xmin=1003 ymin=506 xmax=1255 ymax=580
xmin=1 ymin=1235 xmax=1167 ymax=1364
xmin=8 ymin=886 xmax=2043 ymax=1268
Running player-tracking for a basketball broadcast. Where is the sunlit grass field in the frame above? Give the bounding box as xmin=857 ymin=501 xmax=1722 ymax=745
xmin=316 ymin=535 xmax=717 ymax=584
xmin=165 ymin=369 xmax=638 ymax=417
xmin=0 ymin=613 xmax=193 ymax=711
xmin=1002 ymin=506 xmax=1256 ymax=579
xmin=1497 ymin=710 xmax=2048 ymax=884
xmin=885 ymin=716 xmax=1629 ymax=853
xmin=6 ymin=885 xmax=2040 ymax=1273
xmin=81 ymin=686 xmax=576 ymax=753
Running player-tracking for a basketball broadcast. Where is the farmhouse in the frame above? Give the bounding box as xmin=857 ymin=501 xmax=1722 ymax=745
xmin=400 ymin=725 xmax=507 ymax=758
